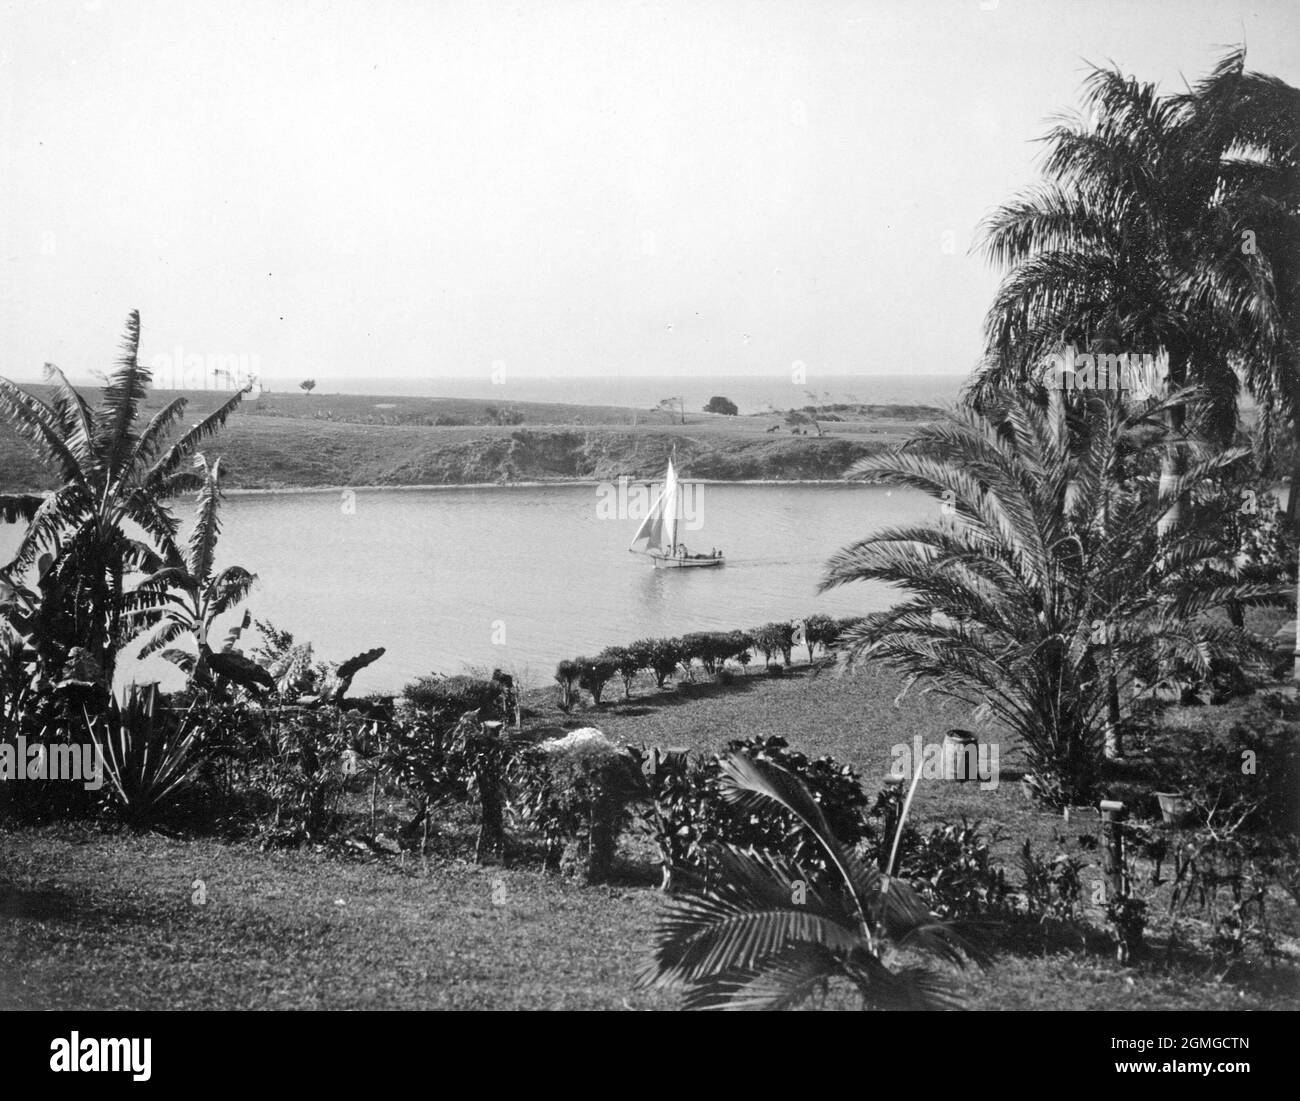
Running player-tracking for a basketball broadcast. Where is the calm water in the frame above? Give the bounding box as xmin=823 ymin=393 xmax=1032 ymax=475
xmin=0 ymin=483 xmax=932 ymax=695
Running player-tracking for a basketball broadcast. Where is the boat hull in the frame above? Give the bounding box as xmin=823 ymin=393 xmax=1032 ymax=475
xmin=649 ymin=554 xmax=725 ymax=569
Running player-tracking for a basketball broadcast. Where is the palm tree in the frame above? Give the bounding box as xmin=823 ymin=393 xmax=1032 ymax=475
xmin=821 ymin=389 xmax=1284 ymax=805
xmin=129 ymin=456 xmax=257 ymax=687
xmin=638 ymin=752 xmax=979 ymax=1010
xmin=972 ymin=48 xmax=1299 ymax=540
xmin=0 ymin=312 xmax=247 ymax=690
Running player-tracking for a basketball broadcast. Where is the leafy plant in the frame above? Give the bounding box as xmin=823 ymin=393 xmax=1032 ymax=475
xmin=638 ymin=752 xmax=981 ymax=1010
xmin=86 ymin=683 xmax=206 ymax=822
xmin=128 ymin=455 xmax=257 ymax=689
xmin=0 ymin=313 xmax=247 ymax=696
xmin=824 ymin=391 xmax=1283 ymax=805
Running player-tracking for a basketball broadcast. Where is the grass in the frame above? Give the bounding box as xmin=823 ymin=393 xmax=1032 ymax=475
xmin=0 ymin=385 xmax=930 ymax=493
xmin=3 ymin=655 xmax=1298 ymax=1011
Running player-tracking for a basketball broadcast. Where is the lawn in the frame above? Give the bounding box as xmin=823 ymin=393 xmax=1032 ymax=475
xmin=3 ymin=658 xmax=1297 ymax=1011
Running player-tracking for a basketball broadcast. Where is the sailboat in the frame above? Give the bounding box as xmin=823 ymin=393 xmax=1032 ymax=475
xmin=628 ymin=457 xmax=725 ymax=568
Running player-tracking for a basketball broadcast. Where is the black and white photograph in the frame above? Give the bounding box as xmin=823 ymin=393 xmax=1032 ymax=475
xmin=1 ymin=0 xmax=1297 ymax=1051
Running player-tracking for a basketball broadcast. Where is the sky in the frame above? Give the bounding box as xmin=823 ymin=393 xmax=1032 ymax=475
xmin=1 ymin=0 xmax=1298 ymax=390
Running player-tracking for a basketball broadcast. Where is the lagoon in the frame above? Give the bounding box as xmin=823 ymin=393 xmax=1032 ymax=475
xmin=0 ymin=482 xmax=932 ymax=695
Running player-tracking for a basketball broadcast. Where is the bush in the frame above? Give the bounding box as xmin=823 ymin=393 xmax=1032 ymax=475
xmin=638 ymin=638 xmax=681 ymax=689
xmin=703 ymin=396 xmax=738 ymax=416
xmin=402 ymin=674 xmax=503 ymax=726
xmin=553 ymin=660 xmax=581 ymax=710
xmin=577 ymin=655 xmax=618 ymax=705
xmin=253 ymin=707 xmax=367 ymax=844
xmin=511 ymin=728 xmax=642 ymax=882
xmin=600 ymin=645 xmax=645 ymax=701
xmin=639 ymin=735 xmax=870 ymax=888
xmin=803 ymin=613 xmax=839 ymax=661
xmin=753 ymin=622 xmax=795 ymax=665
xmin=894 ymin=820 xmax=1011 ymax=920
xmin=1151 ymin=702 xmax=1300 ymax=837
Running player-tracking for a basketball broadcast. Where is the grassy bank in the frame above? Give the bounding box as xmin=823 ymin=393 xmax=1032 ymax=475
xmin=0 ymin=386 xmax=935 ymax=492
xmin=3 ymin=660 xmax=1296 ymax=1011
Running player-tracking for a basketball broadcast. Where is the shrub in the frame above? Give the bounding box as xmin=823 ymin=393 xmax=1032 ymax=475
xmin=638 ymin=638 xmax=681 ymax=689
xmin=1151 ymin=702 xmax=1300 ymax=837
xmin=601 ymin=645 xmax=644 ymax=701
xmin=1019 ymin=841 xmax=1087 ymax=926
xmin=402 ymin=674 xmax=503 ymax=726
xmin=253 ymin=706 xmax=365 ymax=844
xmin=553 ymin=660 xmax=581 ymax=710
xmin=85 ymin=684 xmax=206 ymax=824
xmin=895 ymin=820 xmax=1011 ymax=920
xmin=803 ymin=613 xmax=839 ymax=661
xmin=639 ymin=735 xmax=871 ymax=888
xmin=511 ymin=728 xmax=642 ymax=882
xmin=753 ymin=622 xmax=795 ymax=665
xmin=577 ymin=655 xmax=617 ymax=705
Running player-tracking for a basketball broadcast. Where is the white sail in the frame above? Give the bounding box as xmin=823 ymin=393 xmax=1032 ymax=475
xmin=628 ymin=458 xmax=681 ymax=556
xmin=661 ymin=458 xmax=679 ymax=553
xmin=629 ymin=483 xmax=667 ymax=551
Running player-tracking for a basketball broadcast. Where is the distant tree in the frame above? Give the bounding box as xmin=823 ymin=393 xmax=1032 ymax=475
xmin=784 ymin=409 xmax=823 ymax=437
xmin=703 ymin=396 xmax=739 ymax=416
xmin=300 ymin=379 xmax=316 ymax=395
xmin=657 ymin=396 xmax=685 ymax=425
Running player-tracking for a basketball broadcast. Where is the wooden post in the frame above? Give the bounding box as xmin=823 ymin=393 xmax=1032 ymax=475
xmin=1100 ymin=800 xmax=1127 ymax=900
xmin=474 ymin=721 xmax=506 ymax=865
xmin=586 ymin=782 xmax=618 ymax=886
xmin=880 ymin=774 xmax=905 ymax=870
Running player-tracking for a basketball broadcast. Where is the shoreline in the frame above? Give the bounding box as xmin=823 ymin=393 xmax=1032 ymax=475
xmin=2 ymin=477 xmax=879 ymax=497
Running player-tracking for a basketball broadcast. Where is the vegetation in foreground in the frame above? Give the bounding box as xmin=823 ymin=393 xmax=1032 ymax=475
xmin=3 ymin=662 xmax=1298 ymax=1011
xmin=3 ymin=46 xmax=1299 ymax=1010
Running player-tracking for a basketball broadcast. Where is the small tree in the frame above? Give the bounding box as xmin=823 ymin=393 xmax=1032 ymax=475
xmin=703 ymin=396 xmax=738 ymax=416
xmin=657 ymin=396 xmax=685 ymax=425
xmin=639 ymin=638 xmax=681 ymax=689
xmin=785 ymin=409 xmax=822 ymax=437
xmin=803 ymin=614 xmax=838 ymax=662
xmin=602 ymin=645 xmax=644 ymax=701
xmin=578 ymin=655 xmax=617 ymax=705
xmin=300 ymin=379 xmax=316 ymax=395
xmin=555 ymin=659 xmax=581 ymax=710
xmin=754 ymin=622 xmax=795 ymax=665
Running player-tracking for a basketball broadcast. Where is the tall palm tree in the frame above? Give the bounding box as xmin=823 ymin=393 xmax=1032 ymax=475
xmin=821 ymin=389 xmax=1284 ymax=806
xmin=0 ymin=312 xmax=247 ymax=689
xmin=638 ymin=752 xmax=979 ymax=1010
xmin=972 ymin=48 xmax=1299 ymax=536
xmin=129 ymin=456 xmax=257 ymax=687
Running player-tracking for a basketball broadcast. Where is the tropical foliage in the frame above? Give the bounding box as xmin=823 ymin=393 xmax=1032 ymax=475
xmin=822 ymin=389 xmax=1287 ymax=805
xmin=0 ymin=312 xmax=247 ymax=693
xmin=638 ymin=752 xmax=980 ymax=1010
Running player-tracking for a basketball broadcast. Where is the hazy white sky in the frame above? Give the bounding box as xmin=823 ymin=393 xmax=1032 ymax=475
xmin=1 ymin=0 xmax=1298 ymax=388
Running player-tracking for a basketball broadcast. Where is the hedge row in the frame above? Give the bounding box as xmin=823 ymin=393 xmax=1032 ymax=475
xmin=555 ymin=615 xmax=864 ymax=706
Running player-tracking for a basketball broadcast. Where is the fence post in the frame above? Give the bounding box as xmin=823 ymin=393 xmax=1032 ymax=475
xmin=474 ymin=721 xmax=506 ymax=865
xmin=1100 ymin=799 xmax=1127 ymax=899
xmin=880 ymin=774 xmax=906 ymax=870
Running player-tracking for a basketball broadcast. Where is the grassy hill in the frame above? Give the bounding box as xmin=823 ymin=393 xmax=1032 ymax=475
xmin=0 ymin=384 xmax=937 ymax=492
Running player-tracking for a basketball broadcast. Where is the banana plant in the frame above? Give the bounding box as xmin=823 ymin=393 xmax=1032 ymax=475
xmin=128 ymin=456 xmax=258 ymax=690
xmin=639 ymin=752 xmax=983 ymax=1010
